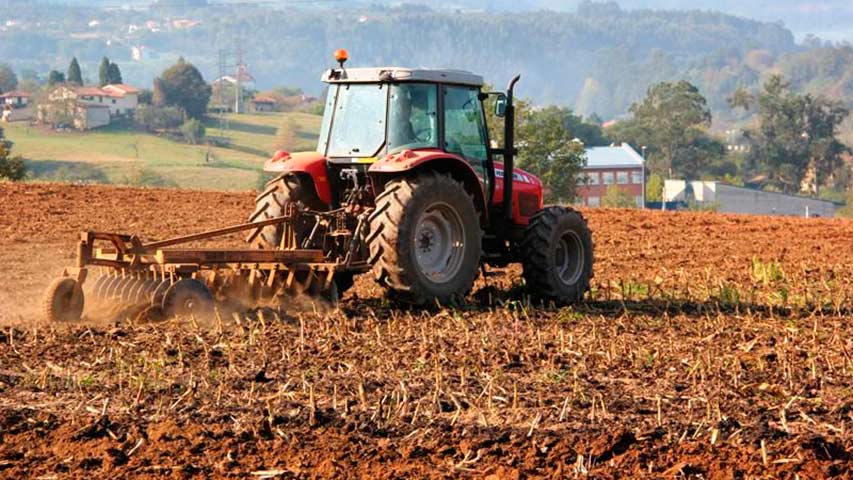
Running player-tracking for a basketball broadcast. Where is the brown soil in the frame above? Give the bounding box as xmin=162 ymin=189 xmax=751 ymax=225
xmin=1 ymin=182 xmax=852 ymax=479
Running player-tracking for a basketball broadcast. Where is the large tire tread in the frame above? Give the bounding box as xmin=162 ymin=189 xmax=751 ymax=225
xmin=368 ymin=171 xmax=482 ymax=305
xmin=521 ymin=206 xmax=594 ymax=303
xmin=247 ymin=174 xmax=323 ymax=250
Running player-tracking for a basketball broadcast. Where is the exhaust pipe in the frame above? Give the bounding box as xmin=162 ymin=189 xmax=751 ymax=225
xmin=503 ymin=74 xmax=521 ymax=227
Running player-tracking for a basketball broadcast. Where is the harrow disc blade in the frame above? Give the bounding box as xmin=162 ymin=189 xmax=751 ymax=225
xmin=90 ymin=275 xmax=109 ymax=302
xmin=102 ymin=275 xmax=123 ymax=301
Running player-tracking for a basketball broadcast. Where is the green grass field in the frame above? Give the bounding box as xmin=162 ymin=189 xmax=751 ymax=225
xmin=3 ymin=111 xmax=321 ymax=191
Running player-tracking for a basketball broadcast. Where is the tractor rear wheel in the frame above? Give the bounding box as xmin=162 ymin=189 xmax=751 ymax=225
xmin=368 ymin=172 xmax=482 ymax=305
xmin=521 ymin=207 xmax=593 ymax=303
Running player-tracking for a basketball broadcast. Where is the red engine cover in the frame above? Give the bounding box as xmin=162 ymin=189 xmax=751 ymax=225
xmin=492 ymin=164 xmax=544 ymax=226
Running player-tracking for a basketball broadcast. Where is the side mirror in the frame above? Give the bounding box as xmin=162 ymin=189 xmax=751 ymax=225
xmin=494 ymin=93 xmax=507 ymax=117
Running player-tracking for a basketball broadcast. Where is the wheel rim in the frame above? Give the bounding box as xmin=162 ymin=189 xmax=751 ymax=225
xmin=413 ymin=202 xmax=465 ymax=284
xmin=555 ymin=231 xmax=584 ymax=286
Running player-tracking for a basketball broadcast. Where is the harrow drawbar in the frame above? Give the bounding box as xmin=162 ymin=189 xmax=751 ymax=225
xmin=42 ymin=210 xmax=368 ymax=323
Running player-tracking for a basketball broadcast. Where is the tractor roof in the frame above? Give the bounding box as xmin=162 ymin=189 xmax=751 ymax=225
xmin=322 ymin=67 xmax=484 ymax=87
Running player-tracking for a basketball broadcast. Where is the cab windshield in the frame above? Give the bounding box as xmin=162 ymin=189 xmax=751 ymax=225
xmin=319 ymin=83 xmax=387 ymax=157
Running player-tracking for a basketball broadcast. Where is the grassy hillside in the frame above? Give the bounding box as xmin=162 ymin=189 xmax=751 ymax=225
xmin=4 ymin=112 xmax=321 ymax=191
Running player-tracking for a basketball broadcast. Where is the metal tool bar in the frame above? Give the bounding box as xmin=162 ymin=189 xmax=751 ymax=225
xmin=141 ymin=215 xmax=293 ymax=250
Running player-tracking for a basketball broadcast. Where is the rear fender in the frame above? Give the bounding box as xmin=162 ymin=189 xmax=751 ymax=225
xmin=368 ymin=150 xmax=488 ymax=223
xmin=264 ymin=151 xmax=332 ymax=205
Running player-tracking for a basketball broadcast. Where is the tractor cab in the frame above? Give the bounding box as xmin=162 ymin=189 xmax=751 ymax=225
xmin=316 ymin=65 xmax=501 ymax=208
xmin=265 ymin=54 xmax=542 ymax=231
xmin=318 ymin=66 xmax=488 ymax=165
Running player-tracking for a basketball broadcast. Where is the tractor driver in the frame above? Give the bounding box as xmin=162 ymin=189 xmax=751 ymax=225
xmin=389 ymin=84 xmax=435 ymax=152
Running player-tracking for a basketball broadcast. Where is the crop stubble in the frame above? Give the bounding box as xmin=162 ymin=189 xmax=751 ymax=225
xmin=0 ymin=183 xmax=851 ymax=478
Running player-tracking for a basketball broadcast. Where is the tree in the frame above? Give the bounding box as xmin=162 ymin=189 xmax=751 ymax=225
xmin=740 ymin=75 xmax=850 ymax=195
xmin=727 ymin=87 xmax=753 ymax=111
xmin=98 ymin=57 xmax=110 ymax=86
xmin=801 ymin=94 xmax=849 ymax=197
xmin=152 ymin=78 xmax=167 ymax=107
xmin=610 ymin=80 xmax=716 ymax=179
xmin=646 ymin=173 xmax=664 ymax=202
xmin=107 ymin=62 xmax=122 ymax=85
xmin=66 ymin=57 xmax=83 ymax=86
xmin=156 ymin=58 xmax=211 ymax=120
xmin=0 ymin=64 xmax=18 ymax=94
xmin=138 ymin=88 xmax=153 ymax=105
xmin=517 ymin=106 xmax=587 ymax=203
xmin=47 ymin=70 xmax=65 ymax=87
xmin=602 ymin=184 xmax=637 ymax=208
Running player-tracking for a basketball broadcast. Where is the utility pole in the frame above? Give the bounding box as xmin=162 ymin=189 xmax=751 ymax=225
xmin=234 ymin=38 xmax=244 ymax=115
xmin=217 ymin=48 xmax=229 ymax=136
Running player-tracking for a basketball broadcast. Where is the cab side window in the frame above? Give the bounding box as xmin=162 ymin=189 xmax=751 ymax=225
xmin=443 ymin=86 xmax=488 ymax=177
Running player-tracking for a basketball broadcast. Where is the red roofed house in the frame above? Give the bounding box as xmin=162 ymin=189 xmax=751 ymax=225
xmin=40 ymin=83 xmax=141 ymax=130
xmin=101 ymin=84 xmax=141 ymax=116
xmin=1 ymin=90 xmax=30 ymax=108
xmin=250 ymin=95 xmax=277 ymax=112
xmin=1 ymin=90 xmax=33 ymax=122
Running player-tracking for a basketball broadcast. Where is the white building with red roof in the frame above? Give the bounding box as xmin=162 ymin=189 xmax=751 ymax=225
xmin=42 ymin=83 xmax=142 ymax=129
xmin=0 ymin=90 xmax=30 ymax=108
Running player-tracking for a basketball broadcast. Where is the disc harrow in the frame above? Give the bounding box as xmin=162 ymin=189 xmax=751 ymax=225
xmin=43 ymin=209 xmax=370 ymax=322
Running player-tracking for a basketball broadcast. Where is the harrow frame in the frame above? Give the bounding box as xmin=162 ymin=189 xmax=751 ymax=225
xmin=49 ymin=209 xmax=370 ymax=322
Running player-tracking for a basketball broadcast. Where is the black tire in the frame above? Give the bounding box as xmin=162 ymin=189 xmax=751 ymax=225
xmin=162 ymin=279 xmax=215 ymax=319
xmin=246 ymin=173 xmax=325 ymax=250
xmin=521 ymin=207 xmax=593 ymax=303
xmin=43 ymin=277 xmax=84 ymax=322
xmin=367 ymin=171 xmax=483 ymax=305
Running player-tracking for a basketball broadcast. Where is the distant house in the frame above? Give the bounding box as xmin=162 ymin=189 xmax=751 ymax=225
xmin=74 ymin=103 xmax=111 ymax=130
xmin=0 ymin=90 xmax=30 ymax=108
xmin=1 ymin=91 xmax=33 ymax=122
xmin=101 ymin=84 xmax=141 ymax=116
xmin=213 ymin=65 xmax=256 ymax=90
xmin=576 ymin=143 xmax=646 ymax=208
xmin=250 ymin=95 xmax=277 ymax=112
xmin=0 ymin=90 xmax=33 ymax=122
xmin=39 ymin=83 xmax=141 ymax=130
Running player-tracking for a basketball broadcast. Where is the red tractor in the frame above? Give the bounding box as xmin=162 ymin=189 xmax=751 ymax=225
xmin=42 ymin=51 xmax=593 ymax=321
xmin=248 ymin=50 xmax=593 ymax=305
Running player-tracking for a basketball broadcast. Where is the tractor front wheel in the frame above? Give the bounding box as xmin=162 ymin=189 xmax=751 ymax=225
xmin=521 ymin=207 xmax=593 ymax=303
xmin=368 ymin=172 xmax=482 ymax=306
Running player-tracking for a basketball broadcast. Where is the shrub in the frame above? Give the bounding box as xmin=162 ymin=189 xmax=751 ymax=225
xmin=122 ymin=168 xmax=177 ymax=188
xmin=602 ymin=184 xmax=637 ymax=208
xmin=180 ymin=118 xmax=206 ymax=145
xmin=645 ymin=173 xmax=663 ymax=202
xmin=134 ymin=105 xmax=183 ymax=131
xmin=0 ymin=144 xmax=26 ymax=181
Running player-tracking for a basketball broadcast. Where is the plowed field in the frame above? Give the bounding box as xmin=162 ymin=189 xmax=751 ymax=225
xmin=1 ymin=182 xmax=852 ymax=479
